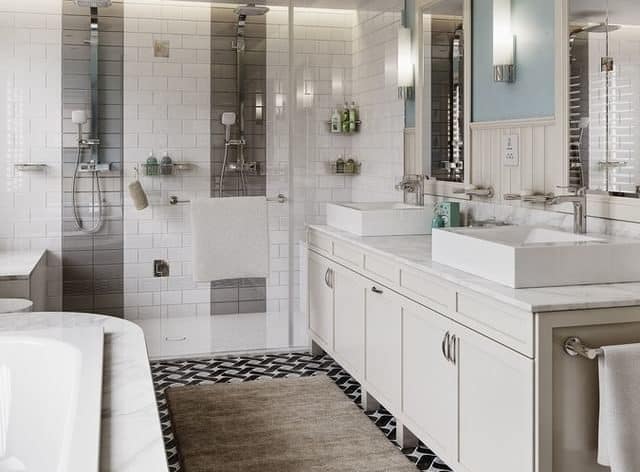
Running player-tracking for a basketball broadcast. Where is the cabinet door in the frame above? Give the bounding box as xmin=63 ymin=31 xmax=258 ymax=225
xmin=457 ymin=325 xmax=534 ymax=472
xmin=365 ymin=283 xmax=402 ymax=412
xmin=308 ymin=251 xmax=334 ymax=350
xmin=402 ymin=301 xmax=458 ymax=464
xmin=333 ymin=265 xmax=367 ymax=382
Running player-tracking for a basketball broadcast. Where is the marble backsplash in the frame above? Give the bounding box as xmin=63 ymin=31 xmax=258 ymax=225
xmin=425 ymin=195 xmax=640 ymax=240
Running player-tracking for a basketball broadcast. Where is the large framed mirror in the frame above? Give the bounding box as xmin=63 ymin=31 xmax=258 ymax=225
xmin=414 ymin=0 xmax=471 ymax=188
xmin=567 ymin=0 xmax=640 ymax=200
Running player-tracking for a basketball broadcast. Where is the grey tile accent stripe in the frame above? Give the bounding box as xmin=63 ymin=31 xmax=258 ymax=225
xmin=210 ymin=6 xmax=268 ymax=316
xmin=61 ymin=0 xmax=124 ymax=317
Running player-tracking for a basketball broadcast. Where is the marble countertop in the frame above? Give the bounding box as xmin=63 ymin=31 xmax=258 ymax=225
xmin=0 ymin=250 xmax=46 ymax=280
xmin=0 ymin=312 xmax=168 ymax=472
xmin=310 ymin=225 xmax=640 ymax=313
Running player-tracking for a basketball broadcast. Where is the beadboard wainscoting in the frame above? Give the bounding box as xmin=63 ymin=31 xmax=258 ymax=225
xmin=469 ymin=118 xmax=565 ymax=199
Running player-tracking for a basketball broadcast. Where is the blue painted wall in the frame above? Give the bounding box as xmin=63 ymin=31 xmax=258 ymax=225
xmin=472 ymin=0 xmax=555 ymax=121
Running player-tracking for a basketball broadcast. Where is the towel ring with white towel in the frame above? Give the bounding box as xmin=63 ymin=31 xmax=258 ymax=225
xmin=564 ymin=336 xmax=640 ymax=472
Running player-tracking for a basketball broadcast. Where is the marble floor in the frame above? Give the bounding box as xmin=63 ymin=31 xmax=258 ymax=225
xmin=151 ymin=352 xmax=452 ymax=471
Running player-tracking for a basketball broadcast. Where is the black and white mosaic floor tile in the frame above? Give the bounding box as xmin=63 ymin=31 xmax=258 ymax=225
xmin=151 ymin=352 xmax=452 ymax=472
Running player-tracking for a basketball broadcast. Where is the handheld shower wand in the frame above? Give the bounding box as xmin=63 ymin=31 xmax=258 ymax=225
xmin=219 ymin=112 xmax=237 ymax=197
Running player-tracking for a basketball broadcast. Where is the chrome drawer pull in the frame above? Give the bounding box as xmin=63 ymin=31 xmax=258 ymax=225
xmin=371 ymin=286 xmax=384 ymax=294
xmin=165 ymin=336 xmax=187 ymax=342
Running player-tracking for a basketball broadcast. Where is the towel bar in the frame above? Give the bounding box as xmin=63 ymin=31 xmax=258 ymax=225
xmin=563 ymin=336 xmax=604 ymax=360
xmin=169 ymin=194 xmax=287 ymax=205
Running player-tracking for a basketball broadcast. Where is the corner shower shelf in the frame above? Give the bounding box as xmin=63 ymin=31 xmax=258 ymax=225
xmin=328 ymin=160 xmax=361 ymax=175
xmin=14 ymin=164 xmax=47 ymax=172
xmin=141 ymin=162 xmax=194 ymax=176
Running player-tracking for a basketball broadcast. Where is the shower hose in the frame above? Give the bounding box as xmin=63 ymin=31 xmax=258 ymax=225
xmin=72 ymin=145 xmax=105 ymax=234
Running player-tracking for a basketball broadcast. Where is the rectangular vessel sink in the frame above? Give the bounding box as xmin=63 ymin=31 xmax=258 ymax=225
xmin=327 ymin=202 xmax=432 ymax=236
xmin=432 ymin=226 xmax=640 ymax=288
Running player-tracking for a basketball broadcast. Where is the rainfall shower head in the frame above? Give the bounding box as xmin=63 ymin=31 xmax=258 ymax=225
xmin=74 ymin=0 xmax=112 ymax=7
xmin=571 ymin=22 xmax=621 ymax=36
xmin=234 ymin=4 xmax=270 ymax=16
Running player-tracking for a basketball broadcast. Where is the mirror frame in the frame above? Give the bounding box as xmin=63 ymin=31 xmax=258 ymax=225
xmin=414 ymin=0 xmax=472 ymax=195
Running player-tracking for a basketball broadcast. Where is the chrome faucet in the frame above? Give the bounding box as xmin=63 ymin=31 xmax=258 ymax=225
xmin=396 ymin=175 xmax=424 ymax=206
xmin=548 ymin=187 xmax=587 ymax=234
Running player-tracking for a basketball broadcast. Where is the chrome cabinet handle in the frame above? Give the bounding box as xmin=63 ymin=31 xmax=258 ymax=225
xmin=165 ymin=336 xmax=187 ymax=342
xmin=442 ymin=331 xmax=450 ymax=361
xmin=371 ymin=286 xmax=384 ymax=294
xmin=450 ymin=335 xmax=457 ymax=365
xmin=324 ymin=268 xmax=332 ymax=288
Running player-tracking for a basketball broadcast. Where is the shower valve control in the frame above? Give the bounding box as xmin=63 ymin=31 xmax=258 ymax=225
xmin=154 ymin=260 xmax=170 ymax=278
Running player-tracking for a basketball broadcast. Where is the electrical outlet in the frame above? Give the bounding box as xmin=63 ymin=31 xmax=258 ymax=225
xmin=503 ymin=134 xmax=519 ymax=167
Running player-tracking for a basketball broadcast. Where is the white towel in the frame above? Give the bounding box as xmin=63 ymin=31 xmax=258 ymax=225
xmin=191 ymin=197 xmax=269 ymax=282
xmin=598 ymin=343 xmax=640 ymax=472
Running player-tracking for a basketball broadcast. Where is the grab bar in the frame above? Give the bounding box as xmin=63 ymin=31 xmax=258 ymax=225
xmin=563 ymin=337 xmax=604 ymax=360
xmin=169 ymin=194 xmax=287 ymax=205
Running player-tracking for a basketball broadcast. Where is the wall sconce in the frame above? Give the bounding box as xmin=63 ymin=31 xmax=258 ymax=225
xmin=397 ymin=26 xmax=414 ymax=99
xmin=493 ymin=0 xmax=515 ymax=83
xmin=255 ymin=93 xmax=264 ymax=124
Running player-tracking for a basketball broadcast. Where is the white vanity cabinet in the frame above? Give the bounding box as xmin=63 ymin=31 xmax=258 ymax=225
xmin=333 ymin=265 xmax=367 ymax=382
xmin=307 ymin=227 xmax=535 ymax=472
xmin=365 ymin=284 xmax=403 ymax=411
xmin=308 ymin=251 xmax=335 ymax=350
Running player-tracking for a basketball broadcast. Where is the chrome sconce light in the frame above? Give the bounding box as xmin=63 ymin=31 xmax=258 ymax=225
xmin=493 ymin=0 xmax=515 ymax=83
xmin=397 ymin=25 xmax=414 ymax=99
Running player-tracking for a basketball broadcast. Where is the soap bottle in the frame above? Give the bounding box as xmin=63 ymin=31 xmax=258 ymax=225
xmin=145 ymin=152 xmax=158 ymax=176
xmin=432 ymin=203 xmax=446 ymax=228
xmin=160 ymin=152 xmax=173 ymax=175
xmin=331 ymin=108 xmax=341 ymax=133
xmin=349 ymin=102 xmax=358 ymax=132
xmin=335 ymin=155 xmax=345 ymax=174
xmin=342 ymin=102 xmax=350 ymax=133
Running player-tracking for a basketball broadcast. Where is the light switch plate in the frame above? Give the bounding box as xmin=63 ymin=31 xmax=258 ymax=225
xmin=503 ymin=134 xmax=519 ymax=167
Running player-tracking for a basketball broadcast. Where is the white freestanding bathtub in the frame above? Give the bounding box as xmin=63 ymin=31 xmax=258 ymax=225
xmin=0 ymin=327 xmax=104 ymax=472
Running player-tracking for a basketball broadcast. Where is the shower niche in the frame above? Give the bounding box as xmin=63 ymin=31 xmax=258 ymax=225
xmin=568 ymin=0 xmax=640 ymax=197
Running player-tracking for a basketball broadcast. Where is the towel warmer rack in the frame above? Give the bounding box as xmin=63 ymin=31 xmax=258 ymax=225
xmin=563 ymin=336 xmax=604 ymax=359
xmin=169 ymin=194 xmax=287 ymax=205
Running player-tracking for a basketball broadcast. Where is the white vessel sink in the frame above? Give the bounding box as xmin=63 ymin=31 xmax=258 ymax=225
xmin=432 ymin=226 xmax=640 ymax=288
xmin=327 ymin=202 xmax=432 ymax=236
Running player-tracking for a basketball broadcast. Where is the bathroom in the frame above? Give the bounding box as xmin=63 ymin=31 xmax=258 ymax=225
xmin=2 ymin=0 xmax=640 ymax=470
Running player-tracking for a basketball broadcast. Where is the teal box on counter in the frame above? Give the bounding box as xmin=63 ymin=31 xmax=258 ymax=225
xmin=434 ymin=202 xmax=461 ymax=228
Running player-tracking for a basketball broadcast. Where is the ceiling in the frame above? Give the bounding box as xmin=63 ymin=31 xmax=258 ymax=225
xmin=570 ymin=0 xmax=640 ymax=25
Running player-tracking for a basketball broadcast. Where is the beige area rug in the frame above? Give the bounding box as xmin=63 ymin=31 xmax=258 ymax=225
xmin=166 ymin=375 xmax=417 ymax=472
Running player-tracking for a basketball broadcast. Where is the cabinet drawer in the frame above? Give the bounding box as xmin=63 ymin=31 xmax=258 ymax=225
xmin=399 ymin=267 xmax=456 ymax=314
xmin=308 ymin=230 xmax=332 ymax=255
xmin=332 ymin=240 xmax=363 ymax=268
xmin=363 ymin=253 xmax=400 ymax=285
xmin=456 ymin=291 xmax=533 ymax=357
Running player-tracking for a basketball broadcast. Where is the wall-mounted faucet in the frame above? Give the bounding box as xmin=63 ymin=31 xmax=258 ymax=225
xmin=505 ymin=187 xmax=588 ymax=234
xmin=548 ymin=187 xmax=587 ymax=234
xmin=396 ymin=175 xmax=425 ymax=206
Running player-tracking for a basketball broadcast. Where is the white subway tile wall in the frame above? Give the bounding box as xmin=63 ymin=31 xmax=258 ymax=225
xmin=0 ymin=2 xmax=63 ymax=310
xmin=122 ymin=0 xmax=212 ymax=356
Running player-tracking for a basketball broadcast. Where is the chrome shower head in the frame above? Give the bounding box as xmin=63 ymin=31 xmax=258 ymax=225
xmin=234 ymin=4 xmax=270 ymax=16
xmin=74 ymin=0 xmax=112 ymax=7
xmin=572 ymin=22 xmax=621 ymax=35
